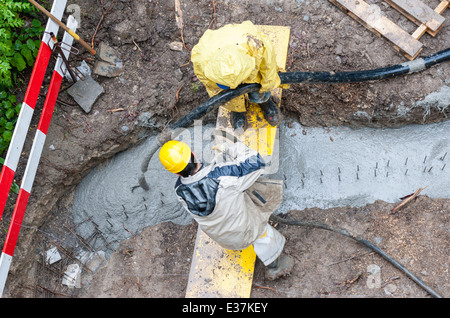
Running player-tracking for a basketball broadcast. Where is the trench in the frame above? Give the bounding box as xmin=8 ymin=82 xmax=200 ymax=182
xmin=70 ymin=117 xmax=450 ymax=257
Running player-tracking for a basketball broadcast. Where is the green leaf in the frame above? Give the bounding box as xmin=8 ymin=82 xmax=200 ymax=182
xmin=0 ymin=91 xmax=7 ymax=100
xmin=26 ymin=38 xmax=35 ymax=51
xmin=31 ymin=19 xmax=41 ymax=28
xmin=12 ymin=53 xmax=26 ymax=71
xmin=8 ymin=94 xmax=15 ymax=103
xmin=20 ymin=46 xmax=33 ymax=66
xmin=5 ymin=108 xmax=14 ymax=119
xmin=3 ymin=100 xmax=12 ymax=109
xmin=5 ymin=121 xmax=13 ymax=130
xmin=13 ymin=40 xmax=22 ymax=51
xmin=15 ymin=103 xmax=21 ymax=114
xmin=2 ymin=130 xmax=12 ymax=142
xmin=10 ymin=182 xmax=19 ymax=194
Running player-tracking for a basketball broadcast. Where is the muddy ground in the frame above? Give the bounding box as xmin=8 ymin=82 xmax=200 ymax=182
xmin=0 ymin=0 xmax=449 ymax=299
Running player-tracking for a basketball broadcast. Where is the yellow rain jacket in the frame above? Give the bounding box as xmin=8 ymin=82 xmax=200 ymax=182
xmin=191 ymin=21 xmax=281 ymax=112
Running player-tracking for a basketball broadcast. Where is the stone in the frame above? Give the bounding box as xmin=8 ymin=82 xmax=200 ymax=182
xmin=67 ymin=75 xmax=104 ymax=113
xmin=65 ymin=60 xmax=91 ymax=83
xmin=168 ymin=41 xmax=183 ymax=51
xmin=45 ymin=246 xmax=61 ymax=265
xmin=93 ymin=42 xmax=123 ymax=78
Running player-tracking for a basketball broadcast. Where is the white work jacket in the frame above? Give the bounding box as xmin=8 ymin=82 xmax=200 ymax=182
xmin=175 ymin=142 xmax=282 ymax=250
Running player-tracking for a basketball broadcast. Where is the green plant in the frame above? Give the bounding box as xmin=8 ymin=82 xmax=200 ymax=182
xmin=0 ymin=0 xmax=43 ymax=88
xmin=0 ymin=0 xmax=44 ymax=155
xmin=190 ymin=82 xmax=199 ymax=92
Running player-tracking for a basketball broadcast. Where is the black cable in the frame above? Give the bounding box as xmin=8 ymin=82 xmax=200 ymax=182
xmin=270 ymin=214 xmax=443 ymax=298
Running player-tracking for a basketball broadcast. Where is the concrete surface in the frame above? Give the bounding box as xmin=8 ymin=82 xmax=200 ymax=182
xmin=70 ymin=120 xmax=449 ymax=257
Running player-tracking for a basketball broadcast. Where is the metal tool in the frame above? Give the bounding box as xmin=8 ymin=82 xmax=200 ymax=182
xmin=28 ymin=0 xmax=96 ymax=55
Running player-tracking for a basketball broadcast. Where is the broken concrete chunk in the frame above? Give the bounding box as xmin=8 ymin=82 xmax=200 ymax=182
xmin=168 ymin=41 xmax=183 ymax=51
xmin=62 ymin=264 xmax=81 ymax=289
xmin=93 ymin=42 xmax=123 ymax=78
xmin=45 ymin=246 xmax=61 ymax=265
xmin=65 ymin=60 xmax=91 ymax=83
xmin=94 ymin=60 xmax=123 ymax=78
xmin=67 ymin=75 xmax=104 ymax=113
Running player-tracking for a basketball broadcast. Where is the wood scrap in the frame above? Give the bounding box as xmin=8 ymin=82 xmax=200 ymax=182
xmin=175 ymin=0 xmax=190 ymax=51
xmin=391 ymin=186 xmax=428 ymax=213
xmin=107 ymin=108 xmax=125 ymax=112
xmin=336 ymin=272 xmax=362 ymax=288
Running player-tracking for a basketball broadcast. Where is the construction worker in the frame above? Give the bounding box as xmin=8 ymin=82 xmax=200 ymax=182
xmin=159 ymin=139 xmax=294 ymax=280
xmin=191 ymin=21 xmax=282 ymax=130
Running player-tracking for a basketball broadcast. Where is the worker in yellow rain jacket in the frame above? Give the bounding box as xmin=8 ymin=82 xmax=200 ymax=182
xmin=191 ymin=21 xmax=282 ymax=130
xmin=159 ymin=139 xmax=294 ymax=280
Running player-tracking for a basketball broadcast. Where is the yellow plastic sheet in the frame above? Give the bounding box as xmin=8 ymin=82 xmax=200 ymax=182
xmin=191 ymin=20 xmax=282 ymax=109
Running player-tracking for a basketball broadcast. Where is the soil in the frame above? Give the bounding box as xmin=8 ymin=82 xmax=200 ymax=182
xmin=0 ymin=0 xmax=448 ymax=299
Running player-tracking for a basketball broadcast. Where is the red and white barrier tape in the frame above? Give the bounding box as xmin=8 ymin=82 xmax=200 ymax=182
xmin=0 ymin=10 xmax=77 ymax=298
xmin=0 ymin=0 xmax=68 ymax=221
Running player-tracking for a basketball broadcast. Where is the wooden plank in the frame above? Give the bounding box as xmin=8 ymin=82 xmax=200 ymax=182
xmin=330 ymin=0 xmax=423 ymax=59
xmin=185 ymin=228 xmax=256 ymax=298
xmin=411 ymin=0 xmax=449 ymax=39
xmin=385 ymin=0 xmax=446 ymax=33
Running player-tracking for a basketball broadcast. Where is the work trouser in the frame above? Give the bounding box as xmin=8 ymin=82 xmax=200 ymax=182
xmin=252 ymin=223 xmax=285 ymax=266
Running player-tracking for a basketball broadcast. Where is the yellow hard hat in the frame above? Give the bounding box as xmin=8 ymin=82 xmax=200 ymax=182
xmin=204 ymin=44 xmax=256 ymax=89
xmin=159 ymin=140 xmax=192 ymax=173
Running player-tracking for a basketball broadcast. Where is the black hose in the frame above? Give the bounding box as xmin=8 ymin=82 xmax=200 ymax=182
xmin=279 ymin=48 xmax=450 ymax=84
xmin=270 ymin=214 xmax=443 ymax=298
xmin=170 ymin=48 xmax=450 ymax=130
xmin=139 ymin=48 xmax=450 ymax=189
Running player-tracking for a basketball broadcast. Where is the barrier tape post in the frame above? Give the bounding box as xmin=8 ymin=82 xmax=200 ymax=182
xmin=0 ymin=15 xmax=78 ymax=298
xmin=0 ymin=0 xmax=67 ymax=221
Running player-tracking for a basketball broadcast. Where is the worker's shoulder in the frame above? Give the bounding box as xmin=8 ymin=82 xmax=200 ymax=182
xmin=208 ymin=155 xmax=265 ymax=179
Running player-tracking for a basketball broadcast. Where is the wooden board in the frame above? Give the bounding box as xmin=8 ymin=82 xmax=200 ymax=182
xmin=185 ymin=229 xmax=256 ymax=298
xmin=330 ymin=0 xmax=423 ymax=59
xmin=385 ymin=0 xmax=446 ymax=33
xmin=411 ymin=0 xmax=449 ymax=39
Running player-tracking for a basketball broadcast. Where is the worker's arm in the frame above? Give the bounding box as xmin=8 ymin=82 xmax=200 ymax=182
xmin=258 ymin=38 xmax=281 ymax=93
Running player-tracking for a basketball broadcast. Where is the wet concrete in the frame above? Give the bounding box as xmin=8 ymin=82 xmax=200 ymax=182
xmin=71 ymin=125 xmax=215 ymax=255
xmin=273 ymin=120 xmax=450 ymax=213
xmin=71 ymin=120 xmax=450 ymax=255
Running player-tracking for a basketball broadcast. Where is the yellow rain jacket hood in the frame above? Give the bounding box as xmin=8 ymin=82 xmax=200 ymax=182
xmin=191 ymin=21 xmax=281 ymax=94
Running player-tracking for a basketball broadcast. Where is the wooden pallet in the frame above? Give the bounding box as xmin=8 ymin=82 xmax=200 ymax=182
xmin=329 ymin=0 xmax=449 ymax=60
